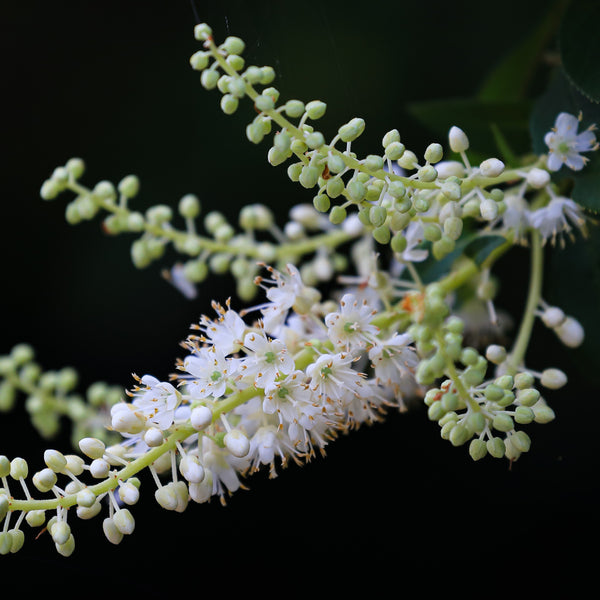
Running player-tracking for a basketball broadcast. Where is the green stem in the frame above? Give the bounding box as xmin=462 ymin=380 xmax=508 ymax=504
xmin=505 ymin=229 xmax=544 ymax=373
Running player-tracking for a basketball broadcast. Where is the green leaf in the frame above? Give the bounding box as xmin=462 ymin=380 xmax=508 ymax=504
xmin=530 ymin=69 xmax=600 ymax=212
xmin=559 ymin=0 xmax=600 ymax=103
xmin=406 ymin=97 xmax=532 ymax=159
xmin=463 ymin=235 xmax=507 ymax=267
xmin=477 ymin=0 xmax=570 ymax=102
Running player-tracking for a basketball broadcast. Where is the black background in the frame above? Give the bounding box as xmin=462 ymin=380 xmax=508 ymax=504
xmin=1 ymin=1 xmax=598 ymax=596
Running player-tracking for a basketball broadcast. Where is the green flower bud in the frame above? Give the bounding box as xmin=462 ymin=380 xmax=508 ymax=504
xmin=384 ymin=141 xmax=405 ymax=161
xmin=243 ymin=65 xmax=262 ymax=84
xmin=258 ymin=66 xmax=275 ymax=84
xmin=449 ymin=126 xmax=470 ymax=153
xmin=313 ymin=194 xmax=331 ymax=213
xmin=103 ymin=517 xmax=124 ymax=545
xmin=305 ymin=100 xmax=327 ymax=120
xmin=388 ymin=180 xmax=406 ymax=199
xmin=497 ymin=389 xmax=515 ymax=407
xmin=267 ymin=145 xmax=291 ymax=166
xmin=492 ymin=413 xmax=514 ymax=433
xmin=440 ymin=420 xmax=457 ymax=440
xmin=25 ymin=510 xmax=46 ymax=528
xmin=397 ymin=150 xmax=418 ymax=170
xmin=40 ymin=178 xmax=63 ymax=200
xmin=511 ymin=430 xmax=531 ymax=453
xmin=346 ymin=180 xmax=366 ymax=202
xmin=299 ymin=165 xmax=320 ymax=189
xmin=441 ymin=181 xmax=462 ymax=201
xmin=284 ymin=100 xmax=305 ymax=118
xmin=44 ymin=449 xmax=67 ymax=473
xmin=274 ymin=131 xmax=291 ymax=153
xmin=326 ymin=154 xmax=346 ymax=175
xmin=51 ymin=521 xmax=71 ymax=546
xmin=441 ymin=392 xmax=459 ymax=412
xmin=189 ymin=50 xmax=210 ymax=71
xmin=227 ymin=77 xmax=246 ymax=98
xmin=494 ymin=375 xmax=514 ymax=390
xmin=514 ymin=406 xmax=535 ymax=424
xmin=540 ymin=368 xmax=567 ymax=390
xmin=514 ymin=372 xmax=535 ymax=390
xmin=466 ymin=411 xmax=486 ymax=434
xmin=391 ymin=232 xmax=407 ymax=253
xmin=201 ymin=69 xmax=220 ymax=90
xmin=533 ymin=404 xmax=555 ymax=424
xmin=338 ymin=118 xmax=365 ymax=142
xmin=417 ymin=165 xmax=438 ymax=182
xmin=424 ymin=143 xmax=444 ymax=164
xmin=469 ymin=438 xmax=488 ymax=461
xmin=329 ymin=206 xmax=347 ymax=225
xmin=0 ymin=532 xmax=11 ymax=555
xmin=286 ymin=162 xmax=302 ymax=182
xmin=422 ymin=223 xmax=442 ymax=242
xmin=484 ymin=383 xmax=505 ymax=402
xmin=226 ymin=54 xmax=245 ymax=72
xmin=443 ymin=216 xmax=463 ymax=241
xmin=372 ymin=225 xmax=391 ymax=245
xmin=305 ymin=131 xmax=325 ymax=149
xmin=222 ymin=36 xmax=245 ymax=55
xmin=461 ymin=347 xmax=479 ymax=366
xmin=220 ymin=93 xmax=239 ymax=115
xmin=178 ymin=194 xmax=201 ymax=220
xmin=369 ymin=205 xmax=387 ymax=228
xmin=449 ymin=423 xmax=470 ymax=446
xmin=382 ymin=129 xmax=401 ymax=147
xmin=427 ymin=400 xmax=446 ymax=421
xmin=326 ymin=177 xmax=345 ymax=198
xmin=113 ymin=508 xmax=135 ymax=535
xmin=364 ymin=154 xmax=385 ymax=172
xmin=8 ymin=529 xmax=24 ymax=554
xmin=516 ymin=388 xmax=540 ymax=407
xmin=390 ymin=210 xmax=411 ymax=232
xmin=486 ymin=436 xmax=506 ymax=458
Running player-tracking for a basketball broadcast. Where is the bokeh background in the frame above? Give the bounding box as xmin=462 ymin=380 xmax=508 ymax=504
xmin=2 ymin=0 xmax=597 ymax=594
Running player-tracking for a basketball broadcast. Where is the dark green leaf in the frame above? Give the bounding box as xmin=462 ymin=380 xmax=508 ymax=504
xmin=478 ymin=0 xmax=570 ymax=102
xmin=406 ymin=97 xmax=532 ymax=158
xmin=559 ymin=0 xmax=600 ymax=103
xmin=463 ymin=235 xmax=507 ymax=267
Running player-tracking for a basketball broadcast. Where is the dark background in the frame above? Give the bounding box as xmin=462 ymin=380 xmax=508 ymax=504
xmin=1 ymin=1 xmax=597 ymax=595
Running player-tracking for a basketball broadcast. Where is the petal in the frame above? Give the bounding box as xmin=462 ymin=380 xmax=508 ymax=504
xmin=546 ymin=152 xmax=564 ymax=172
xmin=555 ymin=112 xmax=579 ymax=137
xmin=565 ymin=152 xmax=585 ymax=171
xmin=574 ymin=130 xmax=597 ymax=152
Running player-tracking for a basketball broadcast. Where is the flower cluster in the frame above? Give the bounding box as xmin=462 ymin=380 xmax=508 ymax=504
xmin=1 ymin=22 xmax=597 ymax=557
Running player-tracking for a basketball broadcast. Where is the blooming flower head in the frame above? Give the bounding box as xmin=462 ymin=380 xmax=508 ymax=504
xmin=241 ymin=330 xmax=295 ymax=388
xmin=528 ymin=195 xmax=587 ymax=246
xmin=193 ymin=300 xmax=246 ymax=356
xmin=183 ymin=346 xmax=240 ymax=399
xmin=544 ymin=112 xmax=598 ymax=172
xmin=324 ymin=293 xmax=379 ymax=351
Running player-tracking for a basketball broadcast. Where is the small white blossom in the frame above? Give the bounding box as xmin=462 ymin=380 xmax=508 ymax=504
xmin=528 ymin=196 xmax=587 ymax=245
xmin=196 ymin=301 xmax=246 ymax=356
xmin=131 ymin=375 xmax=182 ymax=430
xmin=544 ymin=112 xmax=598 ymax=171
xmin=306 ymin=352 xmax=364 ymax=406
xmin=324 ymin=293 xmax=379 ymax=350
xmin=241 ymin=330 xmax=295 ymax=388
xmin=183 ymin=346 xmax=240 ymax=399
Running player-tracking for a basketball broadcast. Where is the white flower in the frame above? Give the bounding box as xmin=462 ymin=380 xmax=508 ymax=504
xmin=262 ymin=370 xmax=313 ymax=426
xmin=131 ymin=375 xmax=182 ymax=430
xmin=544 ymin=112 xmax=598 ymax=171
xmin=183 ymin=346 xmax=240 ymax=399
xmin=528 ymin=196 xmax=587 ymax=245
xmin=196 ymin=301 xmax=246 ymax=356
xmin=306 ymin=352 xmax=364 ymax=407
xmin=399 ymin=221 xmax=429 ymax=263
xmin=241 ymin=330 xmax=295 ymax=388
xmin=324 ymin=293 xmax=379 ymax=350
xmin=499 ymin=193 xmax=531 ymax=243
xmin=246 ymin=425 xmax=301 ymax=477
xmin=163 ymin=263 xmax=197 ymax=299
xmin=368 ymin=333 xmax=417 ymax=390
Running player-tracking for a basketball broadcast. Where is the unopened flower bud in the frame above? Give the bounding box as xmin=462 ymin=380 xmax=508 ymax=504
xmin=51 ymin=521 xmax=71 ymax=546
xmin=118 ymin=481 xmax=140 ymax=505
xmin=540 ymin=368 xmax=567 ymax=389
xmin=103 ymin=517 xmax=124 ymax=545
xmin=32 ymin=468 xmax=57 ymax=493
xmin=76 ymin=488 xmax=97 ymax=508
xmin=541 ymin=306 xmax=565 ymax=328
xmin=113 ymin=508 xmax=135 ymax=535
xmin=79 ymin=437 xmax=105 ymax=460
xmin=180 ymin=455 xmax=205 ymax=484
xmin=479 ymin=158 xmax=505 ymax=178
xmin=526 ymin=167 xmax=550 ymax=189
xmin=449 ymin=126 xmax=470 ymax=153
xmin=224 ymin=429 xmax=250 ymax=458
xmin=554 ymin=316 xmax=584 ymax=348
xmin=305 ymin=100 xmax=327 ymax=120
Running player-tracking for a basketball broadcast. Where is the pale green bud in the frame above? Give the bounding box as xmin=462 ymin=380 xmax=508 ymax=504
xmin=424 ymin=143 xmax=444 ymax=164
xmin=0 ymin=532 xmax=11 ymax=555
xmin=427 ymin=401 xmax=446 ymax=421
xmin=0 ymin=456 xmax=10 ymax=479
xmin=443 ymin=216 xmax=463 ymax=240
xmin=364 ymin=154 xmax=384 ymax=172
xmin=485 ymin=344 xmax=506 ymax=365
xmin=255 ymin=94 xmax=275 ymax=112
xmin=305 ymin=100 xmax=327 ymax=120
xmin=194 ymin=23 xmax=212 ymax=41
xmin=0 ymin=495 xmax=8 ymax=522
xmin=25 ymin=510 xmax=46 ymax=528
xmin=76 ymin=488 xmax=97 ymax=508
xmin=284 ymin=100 xmax=305 ymax=118
xmin=113 ymin=508 xmax=135 ymax=535
xmin=51 ymin=521 xmax=71 ymax=546
xmin=313 ymin=194 xmax=331 ymax=213
xmin=274 ymin=131 xmax=291 ymax=153
xmin=466 ymin=411 xmax=486 ymax=434
xmin=514 ymin=372 xmax=535 ymax=389
xmin=373 ymin=225 xmax=391 ymax=245
xmin=469 ymin=438 xmax=488 ymax=461
xmin=44 ymin=449 xmax=67 ymax=473
xmin=267 ymin=145 xmax=291 ymax=166
xmin=486 ymin=436 xmax=506 ymax=458
xmin=533 ymin=404 xmax=555 ymax=424
xmin=305 ymin=131 xmax=325 ymax=149
xmin=382 ymin=129 xmax=401 ymax=147
xmin=484 ymin=383 xmax=505 ymax=402
xmin=418 ymin=165 xmax=438 ymax=182
xmin=177 ymin=194 xmax=200 ymax=220
xmin=369 ymin=205 xmax=387 ymax=228
xmin=514 ymin=406 xmax=535 ymax=424
xmin=287 ymin=162 xmax=303 ymax=182
xmin=338 ymin=118 xmax=365 ymax=142
xmin=385 ymin=141 xmax=405 ymax=161
xmin=79 ymin=437 xmax=105 ymax=460
xmin=329 ymin=206 xmax=347 ymax=225
xmin=423 ymin=223 xmax=442 ymax=242
xmin=326 ymin=177 xmax=344 ymax=199
xmin=299 ymin=166 xmax=320 ymax=189
xmin=222 ymin=36 xmax=245 ymax=55
xmin=449 ymin=423 xmax=470 ymax=446
xmin=201 ymin=69 xmax=220 ymax=90
xmin=511 ymin=430 xmax=531 ymax=453
xmin=397 ymin=150 xmax=418 ymax=170
xmin=103 ymin=517 xmax=123 ymax=545
xmin=259 ymin=66 xmax=276 ymax=84
xmin=492 ymin=413 xmax=514 ymax=432
xmin=243 ymin=65 xmax=262 ymax=84
xmin=554 ymin=316 xmax=585 ymax=348
xmin=226 ymin=54 xmax=245 ymax=72
xmin=441 ymin=180 xmax=462 ymax=201
xmin=346 ymin=179 xmax=366 ymax=202
xmin=479 ymin=158 xmax=505 ymax=178
xmin=189 ymin=50 xmax=210 ymax=71
xmin=540 ymin=368 xmax=567 ymax=390
xmin=391 ymin=232 xmax=407 ymax=253
xmin=441 ymin=392 xmax=459 ymax=412
xmin=221 ymin=93 xmax=239 ymax=115
xmin=8 ymin=529 xmax=24 ymax=554
xmin=495 ymin=375 xmax=514 ymax=390
xmin=10 ymin=457 xmax=28 ymax=480
xmin=516 ymin=388 xmax=540 ymax=407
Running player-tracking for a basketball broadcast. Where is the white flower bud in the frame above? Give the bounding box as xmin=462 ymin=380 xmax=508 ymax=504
xmin=191 ymin=405 xmax=213 ymax=430
xmin=113 ymin=508 xmax=135 ymax=535
xmin=435 ymin=161 xmax=465 ymax=179
xmin=118 ymin=481 xmax=140 ymax=505
xmin=224 ymin=429 xmax=250 ymax=458
xmin=44 ymin=449 xmax=67 ymax=473
xmin=479 ymin=158 xmax=505 ymax=178
xmin=102 ymin=517 xmax=124 ymax=545
xmin=90 ymin=458 xmax=110 ymax=479
xmin=179 ymin=455 xmax=205 ymax=484
xmin=76 ymin=501 xmax=102 ymax=520
xmin=78 ymin=437 xmax=105 ymax=460
xmin=76 ymin=488 xmax=97 ymax=508
xmin=485 ymin=344 xmax=507 ymax=364
xmin=526 ymin=167 xmax=551 ymax=189
xmin=110 ymin=403 xmax=146 ymax=434
xmin=554 ymin=316 xmax=584 ymax=348
xmin=50 ymin=521 xmax=71 ymax=546
xmin=540 ymin=368 xmax=567 ymax=390
xmin=480 ymin=198 xmax=499 ymax=221
xmin=155 ymin=484 xmax=179 ymax=511
xmin=541 ymin=306 xmax=565 ymax=328
xmin=25 ymin=510 xmax=46 ymax=528
xmin=10 ymin=457 xmax=28 ymax=480
xmin=448 ymin=126 xmax=470 ymax=153
xmin=144 ymin=427 xmax=164 ymax=447
xmin=32 ymin=468 xmax=57 ymax=493
xmin=289 ymin=203 xmax=322 ymax=229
